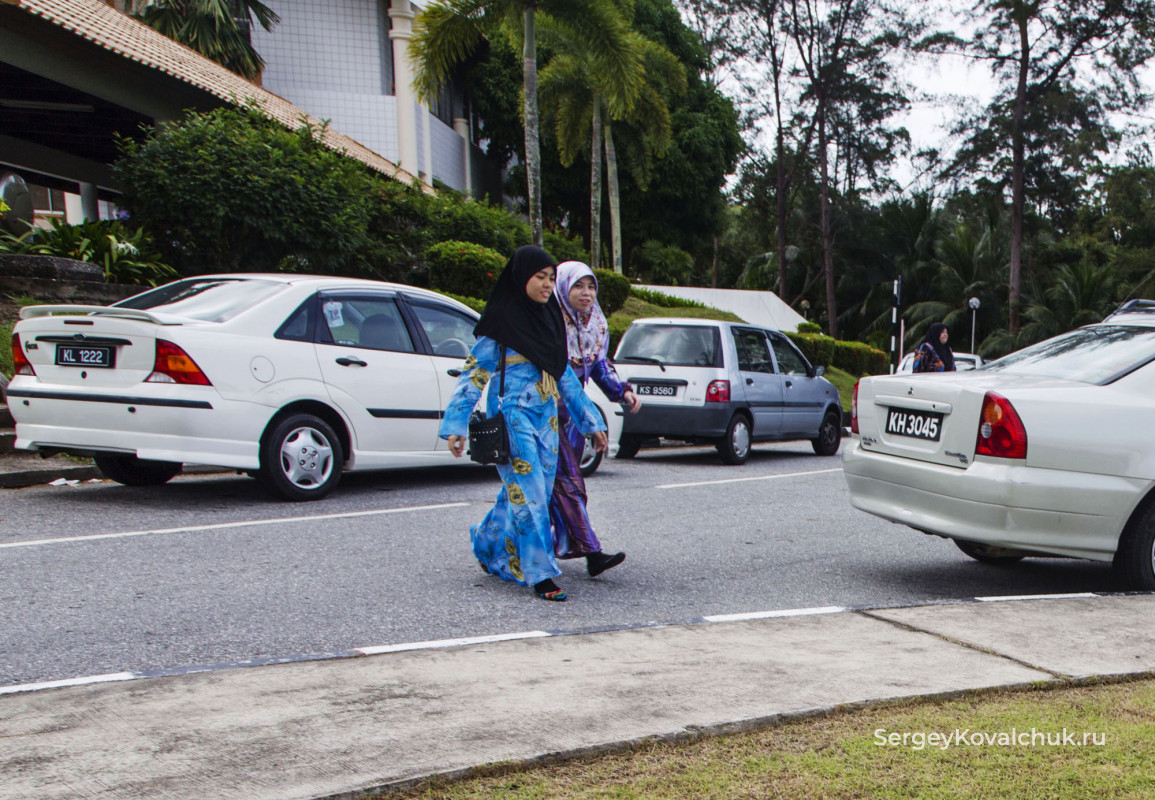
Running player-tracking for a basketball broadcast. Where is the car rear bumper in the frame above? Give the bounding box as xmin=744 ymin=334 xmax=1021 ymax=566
xmin=620 ymin=403 xmax=734 ymax=439
xmin=9 ymin=386 xmax=263 ymax=469
xmin=842 ymin=439 xmax=1141 ymax=562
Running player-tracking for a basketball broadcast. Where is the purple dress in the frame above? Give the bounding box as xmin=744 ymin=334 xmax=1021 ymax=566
xmin=550 ymin=357 xmax=632 ymax=558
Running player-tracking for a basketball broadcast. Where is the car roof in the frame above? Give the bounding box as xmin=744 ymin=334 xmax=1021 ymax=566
xmin=1100 ymin=299 xmax=1155 ymax=325
xmin=628 ymin=317 xmax=778 ymax=331
xmin=182 ymin=273 xmax=477 ymax=315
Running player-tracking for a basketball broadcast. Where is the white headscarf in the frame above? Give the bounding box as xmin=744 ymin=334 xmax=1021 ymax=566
xmin=554 ymin=261 xmax=609 ymax=372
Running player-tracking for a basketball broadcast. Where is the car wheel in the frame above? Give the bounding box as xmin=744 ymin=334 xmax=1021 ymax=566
xmin=1113 ymin=502 xmax=1155 ymax=590
xmin=616 ymin=434 xmax=642 ymax=459
xmin=579 ymin=406 xmax=608 ymax=477
xmin=259 ymin=413 xmax=343 ymax=501
xmin=94 ymin=454 xmax=182 ymax=486
xmin=717 ymin=414 xmax=751 ymax=465
xmin=954 ymin=539 xmax=1027 ymax=564
xmin=811 ymin=410 xmax=843 ymax=456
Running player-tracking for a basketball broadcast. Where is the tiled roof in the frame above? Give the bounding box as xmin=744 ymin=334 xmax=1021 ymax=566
xmin=5 ymin=0 xmax=423 ymax=188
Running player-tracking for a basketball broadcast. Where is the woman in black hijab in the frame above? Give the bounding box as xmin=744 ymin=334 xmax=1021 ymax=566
xmin=439 ymin=246 xmax=608 ymax=601
xmin=913 ymin=322 xmax=956 ymax=372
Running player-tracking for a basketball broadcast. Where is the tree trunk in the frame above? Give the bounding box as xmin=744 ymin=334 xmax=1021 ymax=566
xmin=589 ymin=100 xmax=604 ymax=269
xmin=605 ymin=121 xmax=624 ymax=274
xmin=1009 ymin=12 xmax=1028 ymax=336
xmin=522 ymin=7 xmax=543 ymax=246
xmin=817 ymin=102 xmax=838 ymax=339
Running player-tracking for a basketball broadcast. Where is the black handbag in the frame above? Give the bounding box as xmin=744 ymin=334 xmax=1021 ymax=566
xmin=468 ymin=346 xmax=510 ymax=465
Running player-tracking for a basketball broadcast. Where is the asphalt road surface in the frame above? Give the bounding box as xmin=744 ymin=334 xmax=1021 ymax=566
xmin=0 ymin=442 xmax=1119 ymax=687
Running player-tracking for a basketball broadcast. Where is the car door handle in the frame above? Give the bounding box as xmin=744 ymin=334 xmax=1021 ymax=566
xmin=785 ymin=380 xmax=793 ymax=388
xmin=447 ymin=368 xmax=463 ymax=377
xmin=746 ymin=377 xmax=754 ymax=385
xmin=335 ymin=357 xmax=368 ymax=367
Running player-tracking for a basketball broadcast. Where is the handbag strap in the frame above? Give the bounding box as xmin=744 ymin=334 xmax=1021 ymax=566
xmin=497 ymin=345 xmax=506 ymax=399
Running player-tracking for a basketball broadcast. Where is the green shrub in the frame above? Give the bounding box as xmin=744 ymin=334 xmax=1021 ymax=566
xmin=786 ymin=332 xmax=836 ymax=368
xmin=630 ymin=287 xmax=708 ymax=309
xmin=833 ymin=340 xmax=888 ymax=376
xmin=114 ymin=105 xmax=377 ymax=275
xmin=425 ymin=240 xmax=505 ymax=300
xmin=607 ymin=315 xmax=632 ymax=356
xmin=796 ymin=321 xmax=822 ymax=334
xmin=630 ymin=240 xmax=694 ymax=285
xmin=543 ymin=231 xmax=590 ymax=265
xmin=593 ymin=269 xmax=631 ymax=315
xmin=0 ymin=219 xmax=176 ymax=286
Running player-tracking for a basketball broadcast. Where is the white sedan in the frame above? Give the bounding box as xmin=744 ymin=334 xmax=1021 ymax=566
xmin=8 ymin=274 xmax=621 ymax=500
xmin=843 ymin=302 xmax=1155 ymax=589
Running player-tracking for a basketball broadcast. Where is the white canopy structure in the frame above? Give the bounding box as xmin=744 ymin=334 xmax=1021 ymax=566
xmin=638 ymin=285 xmax=808 ymax=332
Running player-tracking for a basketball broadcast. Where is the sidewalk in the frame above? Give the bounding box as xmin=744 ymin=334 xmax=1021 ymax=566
xmin=3 ymin=593 xmax=1155 ymax=800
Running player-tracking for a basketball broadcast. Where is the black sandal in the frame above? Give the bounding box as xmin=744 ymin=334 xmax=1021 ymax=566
xmin=533 ymin=579 xmax=567 ymax=601
xmin=586 ymin=551 xmax=625 ymax=577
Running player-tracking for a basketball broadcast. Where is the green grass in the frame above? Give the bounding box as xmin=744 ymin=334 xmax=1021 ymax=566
xmin=383 ymin=678 xmax=1155 ymax=799
xmin=824 ymin=365 xmax=857 ymax=412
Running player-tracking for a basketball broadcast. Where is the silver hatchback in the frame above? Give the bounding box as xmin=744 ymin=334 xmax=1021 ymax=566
xmin=612 ymin=318 xmax=844 ymax=464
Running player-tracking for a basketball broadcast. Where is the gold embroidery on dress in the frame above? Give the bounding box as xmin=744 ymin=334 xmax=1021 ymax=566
xmin=512 ymin=458 xmax=533 ymax=475
xmin=507 ymin=483 xmax=527 ymax=505
xmin=470 ymin=367 xmax=491 ymax=390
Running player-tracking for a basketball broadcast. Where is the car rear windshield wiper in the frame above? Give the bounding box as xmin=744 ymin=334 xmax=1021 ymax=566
xmin=618 ymin=355 xmax=666 ymax=372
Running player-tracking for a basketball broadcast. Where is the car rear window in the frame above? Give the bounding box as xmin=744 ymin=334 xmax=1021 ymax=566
xmin=984 ymin=325 xmax=1155 ymax=384
xmin=616 ymin=324 xmax=722 ymax=367
xmin=114 ymin=278 xmax=285 ymax=322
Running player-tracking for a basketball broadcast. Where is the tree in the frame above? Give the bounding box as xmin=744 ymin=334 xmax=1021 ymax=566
xmin=410 ymin=0 xmax=639 ymax=246
xmin=935 ymin=0 xmax=1155 ymax=335
xmin=131 ymin=0 xmax=279 ymax=80
xmin=786 ymin=0 xmax=911 ymax=338
xmin=540 ymin=25 xmax=685 ymax=272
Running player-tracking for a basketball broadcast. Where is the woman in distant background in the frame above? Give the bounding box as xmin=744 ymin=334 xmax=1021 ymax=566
xmin=440 ymin=246 xmax=607 ymax=602
xmin=550 ymin=261 xmax=639 ymax=577
xmin=913 ymin=322 xmax=956 ymax=373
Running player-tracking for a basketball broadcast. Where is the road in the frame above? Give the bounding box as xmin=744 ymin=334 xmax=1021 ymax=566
xmin=0 ymin=442 xmax=1119 ymax=688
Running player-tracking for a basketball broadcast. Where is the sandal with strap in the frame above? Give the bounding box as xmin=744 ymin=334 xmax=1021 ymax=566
xmin=533 ymin=579 xmax=567 ymax=602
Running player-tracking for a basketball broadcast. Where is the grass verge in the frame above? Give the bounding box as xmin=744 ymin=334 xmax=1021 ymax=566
xmin=383 ymin=677 xmax=1155 ymax=799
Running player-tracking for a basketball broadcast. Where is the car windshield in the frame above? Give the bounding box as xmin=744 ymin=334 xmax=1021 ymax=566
xmin=114 ymin=278 xmax=285 ymax=322
xmin=983 ymin=325 xmax=1155 ymax=384
xmin=617 ymin=325 xmax=720 ymax=367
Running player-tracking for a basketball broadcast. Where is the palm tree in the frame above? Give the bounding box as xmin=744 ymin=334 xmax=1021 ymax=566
xmin=411 ymin=0 xmax=638 ymax=246
xmin=131 ymin=0 xmax=279 ymax=81
xmin=539 ymin=28 xmax=684 ymax=270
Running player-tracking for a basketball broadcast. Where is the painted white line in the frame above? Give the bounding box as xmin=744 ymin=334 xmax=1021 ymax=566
xmin=655 ymin=467 xmax=843 ymax=490
xmin=356 ymin=630 xmax=552 ymax=656
xmin=975 ymin=592 xmax=1100 ymax=603
xmin=0 ymin=671 xmax=136 ymax=695
xmin=704 ymin=606 xmax=846 ymax=623
xmin=0 ymin=502 xmax=472 ymax=550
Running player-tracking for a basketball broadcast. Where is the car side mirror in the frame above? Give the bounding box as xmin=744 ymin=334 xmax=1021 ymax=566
xmin=813 ymin=365 xmax=825 ymax=378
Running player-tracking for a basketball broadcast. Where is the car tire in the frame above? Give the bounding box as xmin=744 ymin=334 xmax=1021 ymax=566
xmin=954 ymin=539 xmax=1027 ymax=564
xmin=579 ymin=406 xmax=608 ymax=477
xmin=1113 ymin=502 xmax=1155 ymax=590
xmin=717 ymin=414 xmax=751 ymax=465
xmin=94 ymin=454 xmax=182 ymax=486
xmin=615 ymin=434 xmax=642 ymax=459
xmin=811 ymin=409 xmax=843 ymax=456
xmin=259 ymin=413 xmax=343 ymax=501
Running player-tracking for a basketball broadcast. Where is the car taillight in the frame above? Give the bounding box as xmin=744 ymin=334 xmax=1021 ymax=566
xmin=147 ymin=339 xmax=212 ymax=385
xmin=11 ymin=333 xmax=35 ymax=376
xmin=705 ymin=380 xmax=730 ymax=403
xmin=975 ymin=391 xmax=1027 ymax=459
xmin=851 ymin=381 xmax=859 ymax=434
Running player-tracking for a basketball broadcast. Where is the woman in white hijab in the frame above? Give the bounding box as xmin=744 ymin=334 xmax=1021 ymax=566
xmin=549 ymin=261 xmax=640 ymax=577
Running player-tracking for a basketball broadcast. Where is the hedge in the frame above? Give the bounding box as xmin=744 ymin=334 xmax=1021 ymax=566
xmin=593 ymin=269 xmax=631 ymax=315
xmin=425 ymin=240 xmax=505 ymax=299
xmin=786 ymin=332 xmax=887 ymax=376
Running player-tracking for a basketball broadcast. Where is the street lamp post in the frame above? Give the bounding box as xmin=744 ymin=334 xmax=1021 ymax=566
xmin=968 ymin=297 xmax=981 ymax=353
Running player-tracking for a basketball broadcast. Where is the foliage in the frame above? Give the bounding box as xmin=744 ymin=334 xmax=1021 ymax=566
xmin=832 ymin=339 xmax=887 ymax=376
xmin=785 ymin=332 xmax=836 ymax=368
xmin=440 ymin=292 xmax=487 ymax=313
xmin=629 ymin=287 xmax=708 ymax=309
xmin=543 ymin=231 xmax=590 ymax=265
xmin=796 ymin=321 xmax=822 ymax=334
xmin=591 ymin=268 xmax=630 ymax=314
xmin=630 ymin=239 xmax=694 ymax=285
xmin=605 ymin=294 xmax=741 ymax=354
xmin=0 ymin=219 xmax=177 ymax=286
xmin=425 ymin=240 xmax=506 ymax=299
xmin=114 ymin=105 xmax=378 ymax=276
xmin=132 ymin=0 xmax=279 ymax=80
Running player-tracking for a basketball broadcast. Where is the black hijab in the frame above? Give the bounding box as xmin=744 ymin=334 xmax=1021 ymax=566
xmin=925 ymin=322 xmax=955 ymax=371
xmin=474 ymin=245 xmax=569 ymax=378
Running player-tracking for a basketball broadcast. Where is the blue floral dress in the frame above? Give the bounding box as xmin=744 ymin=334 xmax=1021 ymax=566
xmin=439 ymin=336 xmax=606 ymax=587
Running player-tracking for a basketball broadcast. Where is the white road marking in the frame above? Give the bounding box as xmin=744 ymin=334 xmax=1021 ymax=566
xmin=975 ymin=593 xmax=1100 ymax=603
xmin=0 ymin=672 xmax=136 ymax=695
xmin=0 ymin=502 xmax=471 ymax=550
xmin=655 ymin=467 xmax=843 ymax=490
xmin=356 ymin=630 xmax=551 ymax=655
xmin=704 ymin=606 xmax=846 ymax=622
